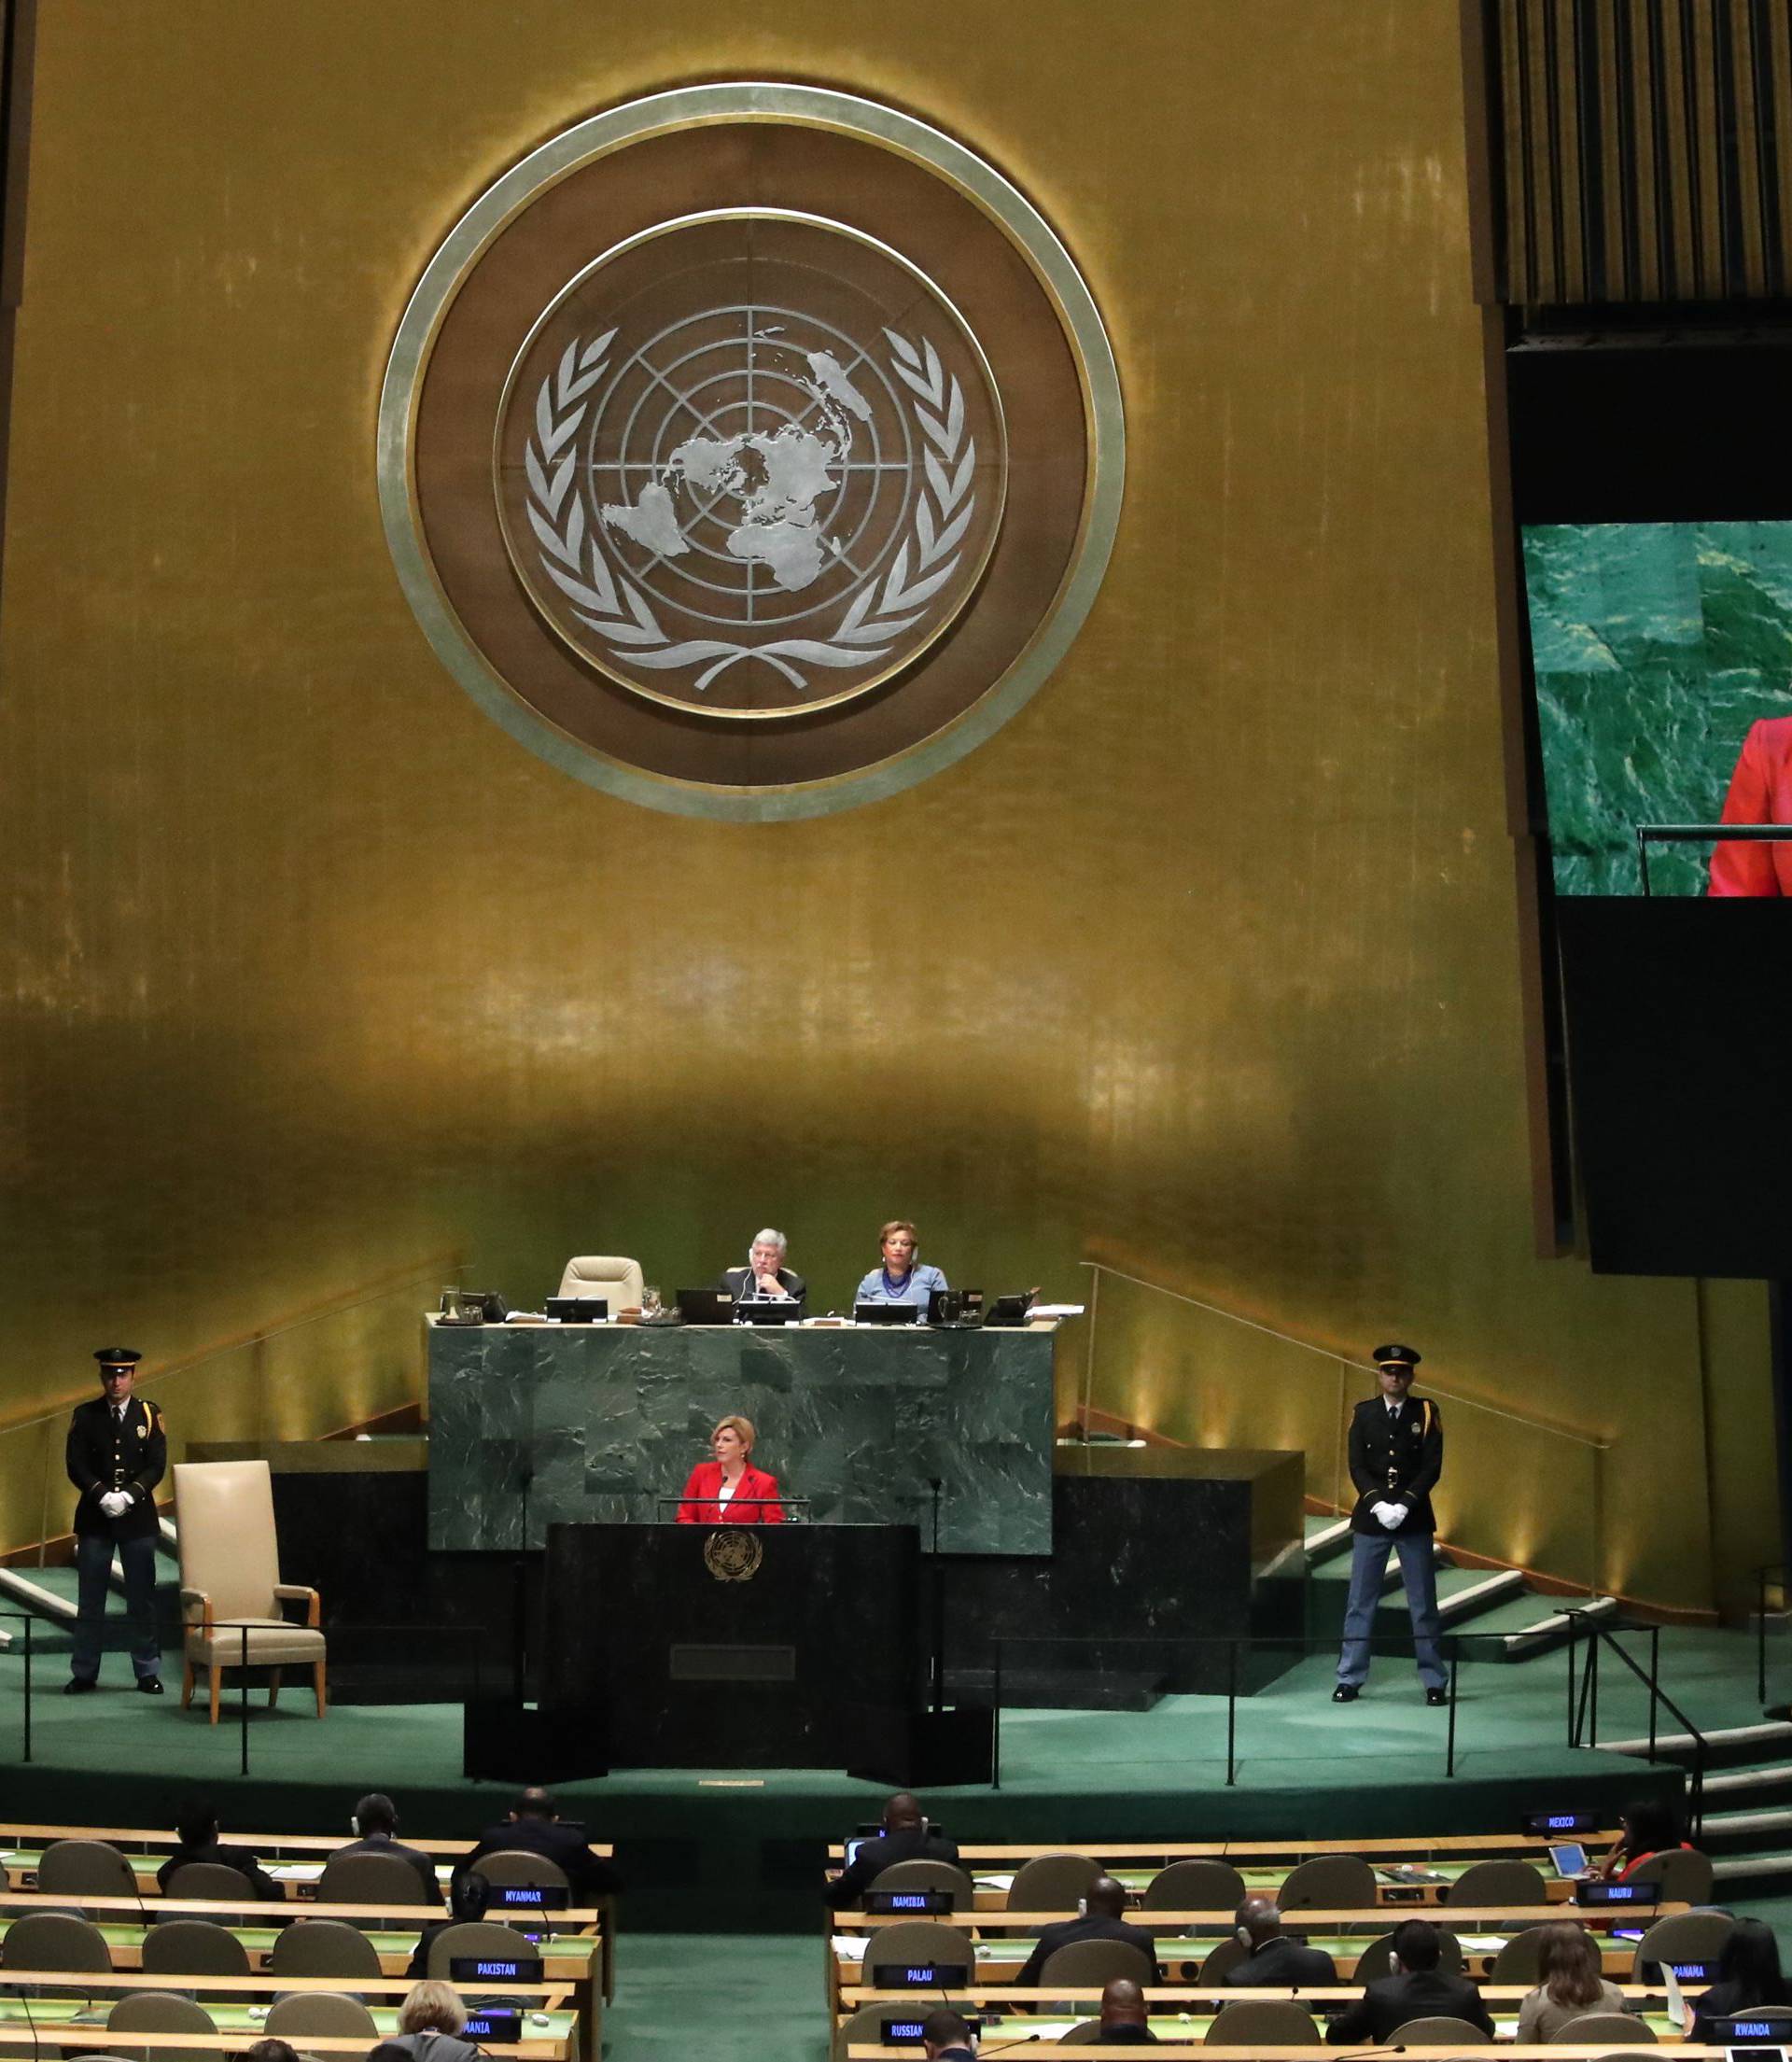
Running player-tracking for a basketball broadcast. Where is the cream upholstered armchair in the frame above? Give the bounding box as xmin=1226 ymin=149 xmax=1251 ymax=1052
xmin=556 ymin=1255 xmax=644 ymax=1310
xmin=173 ymin=1459 xmax=326 ymax=1723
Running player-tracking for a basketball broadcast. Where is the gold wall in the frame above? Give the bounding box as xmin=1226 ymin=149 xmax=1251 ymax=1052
xmin=0 ymin=0 xmax=1772 ymax=1605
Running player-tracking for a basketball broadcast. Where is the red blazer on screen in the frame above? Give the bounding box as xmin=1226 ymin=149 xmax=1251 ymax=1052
xmin=676 ymin=1460 xmax=785 ymax=1524
xmin=1710 ymin=715 xmax=1792 ymax=896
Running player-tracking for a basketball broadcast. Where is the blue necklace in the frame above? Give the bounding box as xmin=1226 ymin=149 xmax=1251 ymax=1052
xmin=881 ymin=1268 xmax=911 ymax=1298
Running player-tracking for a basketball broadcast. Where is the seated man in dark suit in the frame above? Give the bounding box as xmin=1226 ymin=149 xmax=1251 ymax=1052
xmin=333 ymin=1792 xmax=443 ymax=1907
xmin=1013 ymin=1875 xmax=1162 ymax=1990
xmin=157 ymin=1797 xmax=283 ymax=1901
xmin=1092 ymin=1978 xmax=1157 ymax=2043
xmin=1324 ymin=1917 xmax=1494 ymax=2044
xmin=717 ymin=1228 xmax=807 ymax=1303
xmin=1225 ymin=1897 xmax=1337 ymax=1987
xmin=827 ymin=1791 xmax=959 ymax=1911
xmin=408 ymin=1870 xmax=492 ymax=1979
xmin=919 ymin=2008 xmax=977 ymax=2062
xmin=469 ymin=1786 xmax=623 ymax=1902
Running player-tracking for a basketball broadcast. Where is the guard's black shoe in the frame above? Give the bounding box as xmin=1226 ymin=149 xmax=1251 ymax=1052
xmin=135 ymin=1676 xmax=164 ymax=1695
xmin=63 ymin=1677 xmax=96 ymax=1695
xmin=1424 ymin=1686 xmax=1449 ymax=1706
xmin=1332 ymin=1683 xmax=1359 ymax=1703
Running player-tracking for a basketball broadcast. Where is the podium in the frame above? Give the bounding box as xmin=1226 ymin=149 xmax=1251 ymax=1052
xmin=543 ymin=1522 xmax=928 ymax=1768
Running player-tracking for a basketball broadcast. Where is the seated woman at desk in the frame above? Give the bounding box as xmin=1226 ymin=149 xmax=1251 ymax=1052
xmin=677 ymin=1414 xmax=786 ymax=1524
xmin=854 ymin=1220 xmax=947 ymax=1311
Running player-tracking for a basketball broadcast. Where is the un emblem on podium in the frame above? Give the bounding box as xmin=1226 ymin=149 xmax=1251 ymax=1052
xmin=381 ymin=86 xmax=1122 ymax=819
xmin=703 ymin=1529 xmax=763 ymax=1583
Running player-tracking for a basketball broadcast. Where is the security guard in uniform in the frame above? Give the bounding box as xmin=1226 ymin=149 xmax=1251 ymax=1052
xmin=1333 ymin=1343 xmax=1447 ymax=1705
xmin=65 ymin=1348 xmax=166 ymax=1694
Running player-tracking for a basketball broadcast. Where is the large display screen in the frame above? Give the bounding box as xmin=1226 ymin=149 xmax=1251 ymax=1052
xmin=1523 ymin=520 xmax=1792 ymax=896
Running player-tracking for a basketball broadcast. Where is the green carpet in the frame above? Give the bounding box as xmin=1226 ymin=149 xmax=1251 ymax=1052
xmin=0 ymin=1624 xmax=1737 ymax=1929
xmin=605 ymin=1934 xmax=827 ymax=2062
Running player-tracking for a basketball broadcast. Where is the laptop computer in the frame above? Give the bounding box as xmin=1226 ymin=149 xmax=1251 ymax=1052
xmin=677 ymin=1287 xmax=734 ymax=1326
xmin=546 ymin=1296 xmax=608 ymax=1322
xmin=854 ymin=1301 xmax=919 ymax=1324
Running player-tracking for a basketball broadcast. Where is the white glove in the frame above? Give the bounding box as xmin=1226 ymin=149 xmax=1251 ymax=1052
xmin=99 ymin=1490 xmax=132 ymax=1518
xmin=1374 ymin=1500 xmax=1404 ymax=1530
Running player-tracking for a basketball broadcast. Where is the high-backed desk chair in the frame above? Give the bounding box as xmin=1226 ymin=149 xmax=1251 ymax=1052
xmin=173 ymin=1459 xmax=326 ymax=1724
xmin=556 ymin=1255 xmax=645 ymax=1310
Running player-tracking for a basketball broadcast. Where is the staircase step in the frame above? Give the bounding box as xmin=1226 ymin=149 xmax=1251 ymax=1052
xmin=1600 ymin=1718 xmax=1792 ymax=1764
xmin=1303 ymin=1517 xmax=1354 ymax=1567
xmin=1714 ymin=1849 xmax=1792 ymax=1889
xmin=1696 ymin=1803 xmax=1792 ymax=1849
xmin=0 ymin=1567 xmax=77 ymax=1621
xmin=1705 ymin=1762 xmax=1792 ymax=1799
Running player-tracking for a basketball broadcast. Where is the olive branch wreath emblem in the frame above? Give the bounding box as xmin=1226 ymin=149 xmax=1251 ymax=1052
xmin=524 ymin=328 xmax=978 ymax=695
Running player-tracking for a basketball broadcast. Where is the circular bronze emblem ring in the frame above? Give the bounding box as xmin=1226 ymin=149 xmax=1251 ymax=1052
xmin=379 ymin=83 xmax=1123 ymax=821
xmin=703 ymin=1529 xmax=764 ymax=1581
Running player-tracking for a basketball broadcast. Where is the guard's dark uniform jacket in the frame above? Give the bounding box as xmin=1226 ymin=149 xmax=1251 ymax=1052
xmin=1346 ymin=1394 xmax=1442 ymax=1536
xmin=66 ymin=1395 xmax=165 ymax=1539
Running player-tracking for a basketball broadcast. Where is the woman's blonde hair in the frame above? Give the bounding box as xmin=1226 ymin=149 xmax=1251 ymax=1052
xmin=1536 ymin=1921 xmax=1604 ymax=2009
xmin=712 ymin=1413 xmax=756 ymax=1454
xmin=878 ymin=1220 xmax=918 ymax=1246
xmin=399 ymin=1981 xmax=468 ymax=2035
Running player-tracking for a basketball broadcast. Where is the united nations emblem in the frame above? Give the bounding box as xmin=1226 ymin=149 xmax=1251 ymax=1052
xmin=381 ymin=84 xmax=1122 ymax=818
xmin=497 ymin=214 xmax=1005 ymax=720
xmin=703 ymin=1529 xmax=763 ymax=1582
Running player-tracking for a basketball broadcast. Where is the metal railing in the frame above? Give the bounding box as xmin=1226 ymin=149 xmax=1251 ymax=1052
xmin=1566 ymin=1614 xmax=1707 ymax=1837
xmin=1076 ymin=1259 xmax=1613 ymax=1594
xmin=1635 ymin=821 xmax=1792 ymax=895
xmin=7 ymin=1617 xmax=488 ymax=1777
xmin=0 ymin=1248 xmax=461 ymax=1564
xmin=1757 ymin=1559 xmax=1785 ymax=1708
xmin=983 ymin=1629 xmax=1554 ymax=1791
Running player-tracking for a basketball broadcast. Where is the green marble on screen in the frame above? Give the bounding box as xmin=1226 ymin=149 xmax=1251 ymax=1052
xmin=1523 ymin=521 xmax=1792 ymax=894
xmin=427 ymin=1321 xmax=1057 ymax=1555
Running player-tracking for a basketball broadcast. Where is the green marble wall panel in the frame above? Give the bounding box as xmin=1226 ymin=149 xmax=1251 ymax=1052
xmin=1524 ymin=521 xmax=1792 ymax=894
xmin=427 ymin=1320 xmax=1058 ymax=1553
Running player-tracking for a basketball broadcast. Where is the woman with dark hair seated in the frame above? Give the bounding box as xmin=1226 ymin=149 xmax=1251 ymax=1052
xmin=1515 ymin=1920 xmax=1628 ymax=2041
xmin=1688 ymin=1918 xmax=1791 ymax=2044
xmin=1600 ymin=1797 xmax=1690 ymax=1882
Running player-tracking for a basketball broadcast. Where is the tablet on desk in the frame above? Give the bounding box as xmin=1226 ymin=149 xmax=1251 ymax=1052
xmin=1548 ymin=1840 xmax=1589 ymax=1877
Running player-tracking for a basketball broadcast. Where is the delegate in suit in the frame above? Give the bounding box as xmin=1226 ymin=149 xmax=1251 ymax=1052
xmin=718 ymin=1227 xmax=807 ymax=1303
xmin=1012 ymin=1877 xmax=1162 ymax=1989
xmin=828 ymin=1791 xmax=959 ymax=1909
xmin=1326 ymin=1919 xmax=1495 ymax=2043
xmin=1333 ymin=1343 xmax=1447 ymax=1704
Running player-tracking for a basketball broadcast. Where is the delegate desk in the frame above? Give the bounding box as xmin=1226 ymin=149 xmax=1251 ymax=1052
xmin=828 ymin=1907 xmax=1685 ymax=2006
xmin=0 ymin=1973 xmax=581 ymax=2061
xmin=840 ymin=1991 xmax=1687 ymax=2049
xmin=428 ymin=1316 xmax=1062 ymax=1552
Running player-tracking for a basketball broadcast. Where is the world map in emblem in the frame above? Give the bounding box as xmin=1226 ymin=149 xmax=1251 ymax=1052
xmin=494 ymin=211 xmax=1010 ymax=719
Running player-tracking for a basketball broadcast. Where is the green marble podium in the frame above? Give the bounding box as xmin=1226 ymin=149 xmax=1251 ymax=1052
xmin=426 ymin=1318 xmax=1062 ymax=1555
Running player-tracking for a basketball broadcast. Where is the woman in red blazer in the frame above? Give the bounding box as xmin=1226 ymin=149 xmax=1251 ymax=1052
xmin=676 ymin=1413 xmax=785 ymax=1524
xmin=1710 ymin=714 xmax=1792 ymax=895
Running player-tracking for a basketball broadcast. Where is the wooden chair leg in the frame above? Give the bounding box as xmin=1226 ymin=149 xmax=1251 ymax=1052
xmin=208 ymin=1666 xmax=220 ymax=1726
xmin=313 ymin=1659 xmax=327 ymax=1717
xmin=268 ymin=1671 xmax=280 ymax=1709
xmin=180 ymin=1659 xmax=194 ymax=1710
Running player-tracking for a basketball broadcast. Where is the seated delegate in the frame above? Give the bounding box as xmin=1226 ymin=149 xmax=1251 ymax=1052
xmin=677 ymin=1413 xmax=786 ymax=1524
xmin=854 ymin=1219 xmax=947 ymax=1310
xmin=717 ymin=1227 xmax=807 ymax=1302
